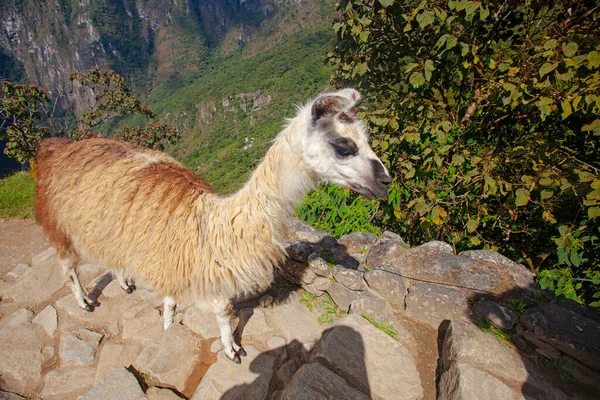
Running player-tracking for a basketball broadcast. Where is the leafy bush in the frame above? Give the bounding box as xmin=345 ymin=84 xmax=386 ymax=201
xmin=299 ymin=0 xmax=600 ymax=306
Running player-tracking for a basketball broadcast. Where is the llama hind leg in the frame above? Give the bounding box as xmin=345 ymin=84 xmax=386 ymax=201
xmin=214 ymin=300 xmax=246 ymax=363
xmin=59 ymin=256 xmax=98 ymax=311
xmin=163 ymin=296 xmax=177 ymax=330
xmin=115 ymin=270 xmax=136 ymax=294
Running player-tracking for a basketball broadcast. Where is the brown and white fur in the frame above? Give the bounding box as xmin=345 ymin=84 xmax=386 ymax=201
xmin=34 ymin=89 xmax=391 ymax=363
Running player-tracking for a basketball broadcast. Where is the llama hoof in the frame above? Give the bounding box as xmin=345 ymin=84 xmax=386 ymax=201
xmin=84 ymin=297 xmax=100 ymax=307
xmin=232 ymin=354 xmax=241 ymax=364
xmin=83 ymin=304 xmax=94 ymax=312
xmin=237 ymin=347 xmax=247 ymax=357
xmin=125 ymin=286 xmax=135 ymax=294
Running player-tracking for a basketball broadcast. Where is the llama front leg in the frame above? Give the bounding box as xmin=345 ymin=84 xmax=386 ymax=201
xmin=163 ymin=296 xmax=177 ymax=330
xmin=59 ymin=256 xmax=98 ymax=311
xmin=214 ymin=300 xmax=247 ymax=363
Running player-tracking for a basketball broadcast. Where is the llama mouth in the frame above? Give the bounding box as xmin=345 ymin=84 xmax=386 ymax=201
xmin=348 ymin=184 xmax=388 ymax=200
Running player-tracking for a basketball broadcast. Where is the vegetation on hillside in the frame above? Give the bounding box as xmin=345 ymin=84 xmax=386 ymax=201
xmin=298 ymin=0 xmax=600 ymax=307
xmin=0 ymin=171 xmax=35 ymax=219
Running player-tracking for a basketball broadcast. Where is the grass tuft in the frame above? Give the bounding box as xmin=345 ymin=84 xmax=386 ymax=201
xmin=0 ymin=172 xmax=35 ymax=219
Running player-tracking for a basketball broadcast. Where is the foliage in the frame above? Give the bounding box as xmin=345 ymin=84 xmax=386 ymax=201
xmin=69 ymin=68 xmax=155 ymax=139
xmin=476 ymin=317 xmax=513 ymax=347
xmin=113 ymin=123 xmax=181 ymax=152
xmin=361 ymin=314 xmax=399 ymax=338
xmin=546 ymin=357 xmax=577 ymax=384
xmin=299 ymin=290 xmax=346 ymax=324
xmin=297 ymin=184 xmax=381 ymax=238
xmin=0 ymin=68 xmax=180 ymax=164
xmin=309 ymin=0 xmax=600 ymax=306
xmin=508 ymin=300 xmax=527 ymax=317
xmin=0 ymin=82 xmax=52 ymax=164
xmin=0 ymin=171 xmax=35 ymax=218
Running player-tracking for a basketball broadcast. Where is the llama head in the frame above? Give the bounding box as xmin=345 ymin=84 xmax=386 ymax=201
xmin=302 ymin=89 xmax=392 ymax=199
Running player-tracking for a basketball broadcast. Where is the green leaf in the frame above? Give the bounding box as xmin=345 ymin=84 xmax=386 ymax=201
xmin=466 ymin=219 xmax=479 ymax=233
xmin=582 ymin=119 xmax=600 ymax=132
xmin=587 ymin=51 xmax=600 ymax=69
xmin=563 ymin=42 xmax=578 ymax=57
xmin=405 ymin=63 xmax=420 ymax=73
xmin=436 ymin=34 xmax=449 ymax=49
xmin=543 ymin=39 xmax=558 ymax=50
xmin=405 ymin=167 xmax=416 ymax=179
xmin=446 ymin=35 xmax=458 ymax=50
xmin=515 ymin=188 xmax=530 ymax=207
xmin=589 ymin=207 xmax=600 ymax=219
xmin=561 ymin=100 xmax=572 ymax=119
xmin=378 ymin=0 xmax=395 ymax=7
xmin=409 ymin=72 xmax=426 ymax=88
xmin=479 ymin=6 xmax=489 ymax=21
xmin=460 ymin=42 xmax=469 ymax=56
xmin=416 ymin=10 xmax=435 ymax=29
xmin=540 ymin=190 xmax=554 ymax=201
xmin=539 ymin=62 xmax=558 ymax=78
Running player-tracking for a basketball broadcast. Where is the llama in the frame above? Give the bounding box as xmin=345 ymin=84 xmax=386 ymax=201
xmin=35 ymin=88 xmax=391 ymax=363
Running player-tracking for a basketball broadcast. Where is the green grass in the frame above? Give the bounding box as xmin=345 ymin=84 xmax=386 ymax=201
xmin=361 ymin=314 xmax=399 ymax=338
xmin=476 ymin=318 xmax=513 ymax=347
xmin=0 ymin=172 xmax=35 ymax=219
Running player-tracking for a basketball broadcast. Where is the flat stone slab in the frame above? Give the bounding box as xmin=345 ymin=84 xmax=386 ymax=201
xmin=59 ymin=328 xmax=104 ymax=365
xmin=405 ymin=282 xmax=473 ymax=328
xmin=363 ymin=269 xmax=407 ymax=307
xmin=269 ymin=292 xmax=323 ymax=345
xmin=0 ymin=308 xmax=33 ymax=332
xmin=41 ymin=366 xmax=96 ymax=400
xmin=378 ymin=246 xmax=523 ymax=296
xmin=146 ymin=386 xmax=182 ymax=400
xmin=439 ymin=362 xmax=515 ymax=400
xmin=183 ymin=306 xmax=220 ymax=338
xmin=122 ymin=306 xmax=164 ymax=346
xmin=520 ymin=303 xmax=600 ymax=371
xmin=237 ymin=307 xmax=276 ymax=340
xmin=310 ymin=314 xmax=423 ymax=400
xmin=281 ymin=362 xmax=369 ymax=400
xmin=0 ymin=322 xmax=44 ymax=394
xmin=2 ymin=248 xmax=65 ymax=305
xmin=7 ymin=263 xmax=29 ymax=279
xmin=95 ymin=342 xmax=143 ymax=383
xmin=81 ymin=366 xmax=146 ymax=400
xmin=133 ymin=324 xmax=205 ymax=395
xmin=192 ymin=346 xmax=276 ymax=400
xmin=349 ymin=292 xmax=412 ymax=342
xmin=32 ymin=305 xmax=58 ymax=336
xmin=471 ymin=300 xmax=517 ymax=330
xmin=442 ymin=320 xmax=528 ymax=384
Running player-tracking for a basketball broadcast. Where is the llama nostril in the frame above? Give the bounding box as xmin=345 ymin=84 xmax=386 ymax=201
xmin=381 ymin=174 xmax=392 ymax=186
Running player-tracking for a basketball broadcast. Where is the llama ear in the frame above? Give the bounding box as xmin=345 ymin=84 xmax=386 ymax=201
xmin=311 ymin=89 xmax=361 ymax=122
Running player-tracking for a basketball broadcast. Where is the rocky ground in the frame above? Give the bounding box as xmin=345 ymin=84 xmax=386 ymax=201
xmin=0 ymin=218 xmax=599 ymax=399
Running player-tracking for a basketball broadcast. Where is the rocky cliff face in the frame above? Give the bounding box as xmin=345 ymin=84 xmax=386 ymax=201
xmin=0 ymin=0 xmax=297 ymax=113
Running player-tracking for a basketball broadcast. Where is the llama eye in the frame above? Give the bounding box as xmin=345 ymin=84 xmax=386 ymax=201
xmin=330 ymin=138 xmax=358 ymax=157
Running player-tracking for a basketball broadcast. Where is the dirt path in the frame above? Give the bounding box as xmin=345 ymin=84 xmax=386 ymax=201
xmin=0 ymin=218 xmax=48 ymax=277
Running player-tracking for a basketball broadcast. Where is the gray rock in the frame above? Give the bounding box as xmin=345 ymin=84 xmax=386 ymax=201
xmin=311 ymin=314 xmax=422 ymax=400
xmin=418 ymin=240 xmax=455 ymax=254
xmin=286 ymin=242 xmax=316 ymax=263
xmin=349 ymin=292 xmax=411 ymax=341
xmin=32 ymin=305 xmax=58 ymax=336
xmin=405 ymin=282 xmax=472 ymax=328
xmin=442 ymin=320 xmax=528 ymax=384
xmin=146 ymin=386 xmax=182 ymax=400
xmin=306 ymin=253 xmax=333 ymax=278
xmin=364 ymin=269 xmax=407 ymax=307
xmin=192 ymin=346 xmax=275 ymax=400
xmin=287 ymin=218 xmax=329 ymax=243
xmin=520 ymin=303 xmax=600 ymax=371
xmin=183 ymin=306 xmax=220 ymax=338
xmin=439 ymin=362 xmax=514 ymax=400
xmin=59 ymin=328 xmax=104 ymax=365
xmin=281 ymin=362 xmax=369 ymax=400
xmin=326 ymin=282 xmax=357 ymax=312
xmin=364 ymin=231 xmax=405 ymax=270
xmin=281 ymin=259 xmax=316 ymax=284
xmin=7 ymin=263 xmax=29 ymax=279
xmin=338 ymin=232 xmax=378 ymax=253
xmin=81 ymin=366 xmax=146 ymax=400
xmin=459 ymin=250 xmax=537 ymax=294
xmin=332 ymin=266 xmax=364 ymax=290
xmin=471 ymin=300 xmax=517 ymax=330
xmin=270 ymin=292 xmax=324 ymax=344
xmin=303 ymin=276 xmax=332 ymax=294
xmin=522 ymin=331 xmax=561 ymax=359
xmin=41 ymin=366 xmax=96 ymax=400
xmin=133 ymin=324 xmax=205 ymax=394
xmin=95 ymin=342 xmax=143 ymax=383
xmin=275 ymin=357 xmax=303 ymax=387
xmin=562 ymin=357 xmax=600 ymax=390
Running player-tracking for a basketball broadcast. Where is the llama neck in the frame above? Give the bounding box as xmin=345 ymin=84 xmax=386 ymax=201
xmin=227 ymin=118 xmax=317 ymax=235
